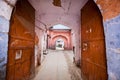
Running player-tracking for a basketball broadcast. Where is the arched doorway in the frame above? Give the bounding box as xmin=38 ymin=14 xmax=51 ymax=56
xmin=55 ymin=39 xmax=64 ymax=50
xmin=51 ymin=35 xmax=68 ymax=50
xmin=47 ymin=24 xmax=72 ymax=50
xmin=81 ymin=0 xmax=108 ymax=80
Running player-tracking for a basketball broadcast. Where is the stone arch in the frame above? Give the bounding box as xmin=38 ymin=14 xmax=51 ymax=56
xmin=55 ymin=39 xmax=65 ymax=50
xmin=51 ymin=35 xmax=68 ymax=49
xmin=94 ymin=0 xmax=120 ymax=21
xmin=52 ymin=35 xmax=69 ymax=41
xmin=0 ymin=0 xmax=120 ymax=80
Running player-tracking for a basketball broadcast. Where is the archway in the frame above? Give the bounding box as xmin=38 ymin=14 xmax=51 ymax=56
xmin=55 ymin=39 xmax=64 ymax=50
xmin=50 ymin=35 xmax=68 ymax=50
xmin=81 ymin=0 xmax=107 ymax=80
xmin=47 ymin=24 xmax=72 ymax=50
xmin=0 ymin=0 xmax=120 ymax=80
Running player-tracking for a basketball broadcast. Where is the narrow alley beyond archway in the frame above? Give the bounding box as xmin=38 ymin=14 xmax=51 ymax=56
xmin=33 ymin=50 xmax=82 ymax=80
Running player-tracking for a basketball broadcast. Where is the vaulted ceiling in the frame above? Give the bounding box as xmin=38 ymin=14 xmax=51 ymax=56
xmin=29 ymin=0 xmax=88 ymax=15
xmin=28 ymin=0 xmax=88 ymax=30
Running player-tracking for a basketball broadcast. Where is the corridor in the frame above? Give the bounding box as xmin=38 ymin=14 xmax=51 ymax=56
xmin=33 ymin=50 xmax=82 ymax=80
xmin=1 ymin=0 xmax=120 ymax=80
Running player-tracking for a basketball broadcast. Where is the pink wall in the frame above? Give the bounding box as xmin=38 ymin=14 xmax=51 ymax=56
xmin=52 ymin=36 xmax=68 ymax=49
xmin=35 ymin=27 xmax=45 ymax=67
xmin=29 ymin=0 xmax=88 ymax=65
xmin=48 ymin=29 xmax=72 ymax=50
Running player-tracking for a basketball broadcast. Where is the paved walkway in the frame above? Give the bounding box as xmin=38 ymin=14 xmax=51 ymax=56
xmin=33 ymin=50 xmax=82 ymax=80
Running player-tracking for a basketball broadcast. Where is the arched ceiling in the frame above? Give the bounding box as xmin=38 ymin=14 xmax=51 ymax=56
xmin=28 ymin=0 xmax=88 ymax=14
xmin=0 ymin=0 xmax=120 ymax=22
xmin=28 ymin=0 xmax=88 ymax=30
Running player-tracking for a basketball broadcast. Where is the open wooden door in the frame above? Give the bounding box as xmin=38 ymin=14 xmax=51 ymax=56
xmin=81 ymin=0 xmax=108 ymax=80
xmin=6 ymin=0 xmax=35 ymax=80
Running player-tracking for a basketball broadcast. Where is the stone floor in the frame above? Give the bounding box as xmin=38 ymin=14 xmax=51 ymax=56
xmin=33 ymin=50 xmax=82 ymax=80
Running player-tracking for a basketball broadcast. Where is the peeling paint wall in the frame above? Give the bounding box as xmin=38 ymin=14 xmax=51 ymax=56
xmin=96 ymin=0 xmax=120 ymax=21
xmin=0 ymin=0 xmax=17 ymax=79
xmin=104 ymin=15 xmax=120 ymax=80
xmin=94 ymin=0 xmax=120 ymax=80
xmin=0 ymin=0 xmax=17 ymax=20
xmin=0 ymin=17 xmax=9 ymax=80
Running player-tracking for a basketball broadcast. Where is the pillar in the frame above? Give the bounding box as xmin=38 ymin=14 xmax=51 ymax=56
xmin=104 ymin=15 xmax=120 ymax=80
xmin=0 ymin=17 xmax=9 ymax=80
xmin=0 ymin=0 xmax=17 ymax=79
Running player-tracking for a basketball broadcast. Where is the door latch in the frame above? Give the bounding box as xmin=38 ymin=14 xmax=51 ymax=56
xmin=82 ymin=42 xmax=88 ymax=51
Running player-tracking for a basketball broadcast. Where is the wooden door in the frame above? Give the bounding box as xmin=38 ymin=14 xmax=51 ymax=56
xmin=81 ymin=0 xmax=108 ymax=80
xmin=6 ymin=0 xmax=35 ymax=80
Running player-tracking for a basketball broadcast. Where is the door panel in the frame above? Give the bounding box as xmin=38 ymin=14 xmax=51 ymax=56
xmin=14 ymin=63 xmax=23 ymax=80
xmin=81 ymin=0 xmax=107 ymax=80
xmin=6 ymin=0 xmax=35 ymax=80
xmin=81 ymin=24 xmax=90 ymax=41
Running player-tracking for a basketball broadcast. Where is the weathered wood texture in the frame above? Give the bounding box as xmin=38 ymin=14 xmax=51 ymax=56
xmin=6 ymin=0 xmax=35 ymax=80
xmin=81 ymin=0 xmax=108 ymax=80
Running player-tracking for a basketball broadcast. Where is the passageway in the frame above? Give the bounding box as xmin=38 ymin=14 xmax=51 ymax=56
xmin=0 ymin=0 xmax=120 ymax=80
xmin=33 ymin=50 xmax=82 ymax=80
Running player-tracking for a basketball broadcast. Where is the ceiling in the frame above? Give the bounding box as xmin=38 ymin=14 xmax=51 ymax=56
xmin=28 ymin=0 xmax=88 ymax=30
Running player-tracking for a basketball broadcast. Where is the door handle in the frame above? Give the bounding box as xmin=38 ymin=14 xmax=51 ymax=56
xmin=82 ymin=42 xmax=88 ymax=51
